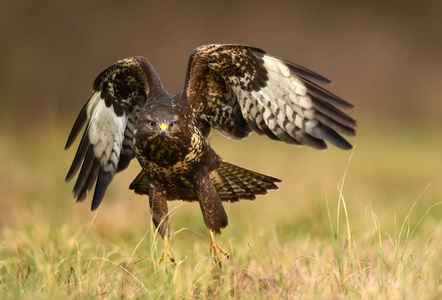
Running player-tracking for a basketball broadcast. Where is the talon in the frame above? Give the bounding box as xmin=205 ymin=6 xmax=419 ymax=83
xmin=159 ymin=248 xmax=176 ymax=264
xmin=159 ymin=236 xmax=176 ymax=264
xmin=209 ymin=230 xmax=229 ymax=267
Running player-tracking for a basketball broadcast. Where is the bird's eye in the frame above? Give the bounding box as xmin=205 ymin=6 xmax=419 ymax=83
xmin=169 ymin=121 xmax=177 ymax=129
xmin=148 ymin=120 xmax=156 ymax=128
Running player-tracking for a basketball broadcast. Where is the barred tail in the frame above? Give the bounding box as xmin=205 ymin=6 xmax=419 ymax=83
xmin=213 ymin=161 xmax=281 ymax=202
xmin=129 ymin=161 xmax=281 ymax=202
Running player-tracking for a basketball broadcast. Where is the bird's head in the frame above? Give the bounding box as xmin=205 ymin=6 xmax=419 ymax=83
xmin=135 ymin=103 xmax=183 ymax=144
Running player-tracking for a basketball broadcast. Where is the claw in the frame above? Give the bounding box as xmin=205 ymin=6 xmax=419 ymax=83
xmin=159 ymin=248 xmax=176 ymax=264
xmin=209 ymin=230 xmax=229 ymax=268
xmin=159 ymin=236 xmax=176 ymax=265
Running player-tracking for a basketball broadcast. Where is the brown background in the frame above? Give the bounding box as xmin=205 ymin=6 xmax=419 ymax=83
xmin=1 ymin=0 xmax=441 ymax=131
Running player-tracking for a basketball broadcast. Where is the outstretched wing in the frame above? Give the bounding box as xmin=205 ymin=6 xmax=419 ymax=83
xmin=185 ymin=44 xmax=356 ymax=149
xmin=65 ymin=56 xmax=165 ymax=210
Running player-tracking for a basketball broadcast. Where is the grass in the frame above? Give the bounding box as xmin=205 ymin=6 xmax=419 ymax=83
xmin=0 ymin=118 xmax=441 ymax=298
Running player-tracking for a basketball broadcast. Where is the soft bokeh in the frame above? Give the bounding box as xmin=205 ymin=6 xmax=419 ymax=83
xmin=2 ymin=0 xmax=441 ymax=127
xmin=1 ymin=1 xmax=441 ymax=297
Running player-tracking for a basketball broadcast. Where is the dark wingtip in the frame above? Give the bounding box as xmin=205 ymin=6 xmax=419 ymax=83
xmin=65 ymin=100 xmax=90 ymax=150
xmin=282 ymin=59 xmax=332 ymax=85
xmin=91 ymin=170 xmax=113 ymax=211
xmin=337 ymin=142 xmax=353 ymax=150
xmin=328 ymin=134 xmax=353 ymax=150
xmin=91 ymin=192 xmax=103 ymax=211
xmin=273 ymin=177 xmax=283 ymax=183
xmin=65 ymin=132 xmax=78 ymax=150
xmin=64 ymin=141 xmax=72 ymax=151
xmin=65 ymin=173 xmax=74 ymax=183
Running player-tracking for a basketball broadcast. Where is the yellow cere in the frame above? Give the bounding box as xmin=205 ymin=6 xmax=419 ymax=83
xmin=159 ymin=123 xmax=168 ymax=131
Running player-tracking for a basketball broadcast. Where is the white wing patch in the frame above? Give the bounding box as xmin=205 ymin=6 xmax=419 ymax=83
xmin=226 ymin=55 xmax=325 ymax=147
xmin=263 ymin=56 xmax=308 ymax=97
xmin=87 ymin=92 xmax=128 ymax=172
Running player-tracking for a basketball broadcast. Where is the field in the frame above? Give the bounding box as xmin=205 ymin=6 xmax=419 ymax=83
xmin=0 ymin=118 xmax=441 ymax=299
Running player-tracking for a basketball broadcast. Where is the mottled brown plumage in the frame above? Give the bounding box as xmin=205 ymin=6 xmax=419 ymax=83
xmin=65 ymin=44 xmax=357 ymax=265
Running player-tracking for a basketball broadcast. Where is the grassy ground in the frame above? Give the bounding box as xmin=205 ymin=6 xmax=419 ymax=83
xmin=0 ymin=118 xmax=441 ymax=299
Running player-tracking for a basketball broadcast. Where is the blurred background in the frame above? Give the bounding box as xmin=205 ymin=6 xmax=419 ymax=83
xmin=1 ymin=0 xmax=441 ymax=239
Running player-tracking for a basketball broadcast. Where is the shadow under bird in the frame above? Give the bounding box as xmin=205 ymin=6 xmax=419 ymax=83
xmin=65 ymin=44 xmax=357 ymax=266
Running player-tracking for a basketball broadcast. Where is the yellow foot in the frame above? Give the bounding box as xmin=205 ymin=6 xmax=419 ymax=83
xmin=159 ymin=237 xmax=176 ymax=264
xmin=209 ymin=230 xmax=229 ymax=268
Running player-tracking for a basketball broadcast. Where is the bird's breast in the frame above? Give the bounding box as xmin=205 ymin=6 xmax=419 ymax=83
xmin=135 ymin=128 xmax=208 ymax=181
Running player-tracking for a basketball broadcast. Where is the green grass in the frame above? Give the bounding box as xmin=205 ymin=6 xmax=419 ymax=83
xmin=0 ymin=119 xmax=441 ymax=298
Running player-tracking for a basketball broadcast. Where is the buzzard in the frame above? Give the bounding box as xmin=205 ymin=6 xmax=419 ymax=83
xmin=65 ymin=44 xmax=356 ymax=266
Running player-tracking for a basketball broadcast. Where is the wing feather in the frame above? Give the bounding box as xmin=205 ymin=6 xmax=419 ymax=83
xmin=65 ymin=99 xmax=90 ymax=150
xmin=72 ymin=148 xmax=96 ymax=200
xmin=184 ymin=44 xmax=356 ymax=150
xmin=281 ymin=58 xmax=332 ymax=85
xmin=65 ymin=56 xmax=165 ymax=210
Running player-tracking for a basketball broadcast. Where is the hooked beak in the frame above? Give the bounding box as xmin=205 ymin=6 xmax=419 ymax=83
xmin=159 ymin=123 xmax=167 ymax=138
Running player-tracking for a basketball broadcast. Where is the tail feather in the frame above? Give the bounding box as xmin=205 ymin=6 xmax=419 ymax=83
xmin=216 ymin=172 xmax=241 ymax=201
xmin=129 ymin=170 xmax=151 ymax=195
xmin=129 ymin=160 xmax=281 ymax=202
xmin=218 ymin=171 xmax=256 ymax=201
xmin=214 ymin=161 xmax=281 ymax=202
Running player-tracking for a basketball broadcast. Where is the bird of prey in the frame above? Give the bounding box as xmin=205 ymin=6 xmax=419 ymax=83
xmin=65 ymin=44 xmax=356 ymax=266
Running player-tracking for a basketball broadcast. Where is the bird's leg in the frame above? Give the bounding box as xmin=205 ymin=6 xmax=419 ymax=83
xmin=149 ymin=182 xmax=175 ymax=264
xmin=193 ymin=172 xmax=230 ymax=267
xmin=209 ymin=229 xmax=229 ymax=267
xmin=153 ymin=214 xmax=176 ymax=265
